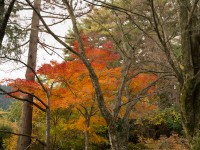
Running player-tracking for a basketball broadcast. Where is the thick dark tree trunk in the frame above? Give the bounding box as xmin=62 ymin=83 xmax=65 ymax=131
xmin=17 ymin=0 xmax=41 ymax=149
xmin=108 ymin=120 xmax=129 ymax=150
xmin=181 ymin=77 xmax=200 ymax=149
xmin=179 ymin=0 xmax=200 ymax=149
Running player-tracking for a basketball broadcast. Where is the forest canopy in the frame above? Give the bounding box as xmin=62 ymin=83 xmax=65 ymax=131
xmin=0 ymin=0 xmax=200 ymax=150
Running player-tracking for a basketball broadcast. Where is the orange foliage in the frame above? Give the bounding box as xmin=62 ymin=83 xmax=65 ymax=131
xmin=129 ymin=73 xmax=156 ymax=94
xmin=6 ymin=37 xmax=159 ymax=145
xmin=66 ymin=115 xmax=107 ymax=144
xmin=7 ymin=78 xmax=46 ymax=99
xmin=7 ymin=37 xmax=157 ymax=113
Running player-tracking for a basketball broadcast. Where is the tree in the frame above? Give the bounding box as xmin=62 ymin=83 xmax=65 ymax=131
xmin=127 ymin=0 xmax=200 ymax=148
xmin=178 ymin=0 xmax=200 ymax=149
xmin=10 ymin=34 xmax=156 ymax=150
xmin=17 ymin=0 xmax=41 ymax=149
xmin=37 ymin=38 xmax=120 ymax=149
xmin=7 ymin=76 xmax=54 ymax=149
xmin=63 ymin=2 xmax=158 ymax=149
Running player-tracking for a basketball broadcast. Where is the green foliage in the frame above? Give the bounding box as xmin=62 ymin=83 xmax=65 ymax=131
xmin=164 ymin=108 xmax=182 ymax=134
xmin=142 ymin=107 xmax=182 ymax=134
xmin=132 ymin=106 xmax=182 ymax=141
xmin=0 ymin=109 xmax=8 ymax=119
xmin=128 ymin=143 xmax=149 ymax=150
xmin=32 ymin=108 xmax=85 ymax=149
xmin=7 ymin=101 xmax=22 ymax=123
xmin=59 ymin=130 xmax=85 ymax=150
xmin=192 ymin=132 xmax=200 ymax=150
xmin=0 ymin=125 xmax=12 ymax=139
xmin=0 ymin=125 xmax=13 ymax=150
xmin=172 ymin=44 xmax=182 ymax=61
xmin=0 ymin=1 xmax=27 ymax=57
xmin=0 ymin=85 xmax=14 ymax=110
xmin=1 ymin=24 xmax=27 ymax=57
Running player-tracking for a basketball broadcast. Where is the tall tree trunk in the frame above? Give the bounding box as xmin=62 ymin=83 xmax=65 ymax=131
xmin=179 ymin=0 xmax=200 ymax=149
xmin=17 ymin=0 xmax=41 ymax=149
xmin=181 ymin=79 xmax=200 ymax=149
xmin=108 ymin=119 xmax=129 ymax=150
xmin=85 ymin=118 xmax=90 ymax=150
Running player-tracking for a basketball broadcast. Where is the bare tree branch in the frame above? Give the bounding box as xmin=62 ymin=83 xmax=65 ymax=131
xmin=25 ymin=0 xmax=81 ymax=57
xmin=0 ymin=130 xmax=46 ymax=146
xmin=0 ymin=88 xmax=46 ymax=112
xmin=0 ymin=0 xmax=16 ymax=48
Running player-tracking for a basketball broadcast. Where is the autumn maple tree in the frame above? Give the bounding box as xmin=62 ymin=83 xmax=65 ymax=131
xmin=36 ymin=36 xmax=156 ymax=149
xmin=4 ymin=33 xmax=157 ymax=149
xmin=35 ymin=36 xmax=120 ymax=149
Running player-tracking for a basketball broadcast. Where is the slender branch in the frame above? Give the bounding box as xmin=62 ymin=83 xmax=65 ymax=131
xmin=149 ymin=0 xmax=183 ymax=84
xmin=0 ymin=88 xmax=46 ymax=112
xmin=0 ymin=130 xmax=46 ymax=146
xmin=0 ymin=55 xmax=49 ymax=96
xmin=150 ymin=0 xmax=164 ymax=45
xmin=25 ymin=0 xmax=80 ymax=57
xmin=188 ymin=0 xmax=200 ymax=25
xmin=76 ymin=106 xmax=86 ymax=118
xmin=0 ymin=0 xmax=16 ymax=48
xmin=123 ymin=74 xmax=173 ymax=107
xmin=63 ymin=0 xmax=112 ymax=123
xmin=17 ymin=88 xmax=48 ymax=108
xmin=83 ymin=0 xmax=149 ymax=20
xmin=113 ymin=60 xmax=131 ymax=118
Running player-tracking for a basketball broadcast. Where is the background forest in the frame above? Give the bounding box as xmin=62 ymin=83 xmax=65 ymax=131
xmin=0 ymin=0 xmax=200 ymax=150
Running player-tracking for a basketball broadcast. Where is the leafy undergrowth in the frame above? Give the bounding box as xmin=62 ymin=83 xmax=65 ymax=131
xmin=130 ymin=134 xmax=189 ymax=150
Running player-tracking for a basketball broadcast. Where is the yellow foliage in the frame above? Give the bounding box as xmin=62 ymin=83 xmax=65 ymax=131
xmin=65 ymin=115 xmax=107 ymax=144
xmin=90 ymin=129 xmax=107 ymax=144
xmin=0 ymin=118 xmax=18 ymax=150
xmin=4 ymin=134 xmax=17 ymax=150
xmin=91 ymin=116 xmax=106 ymax=126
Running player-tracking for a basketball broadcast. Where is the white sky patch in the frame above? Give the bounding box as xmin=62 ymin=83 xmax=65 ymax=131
xmin=0 ymin=4 xmax=73 ymax=80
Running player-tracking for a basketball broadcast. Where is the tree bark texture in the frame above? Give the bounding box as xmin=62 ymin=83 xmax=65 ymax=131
xmin=179 ymin=0 xmax=200 ymax=149
xmin=85 ymin=118 xmax=90 ymax=150
xmin=17 ymin=0 xmax=41 ymax=149
xmin=181 ymin=78 xmax=200 ymax=149
xmin=45 ymin=107 xmax=51 ymax=150
xmin=108 ymin=120 xmax=130 ymax=150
